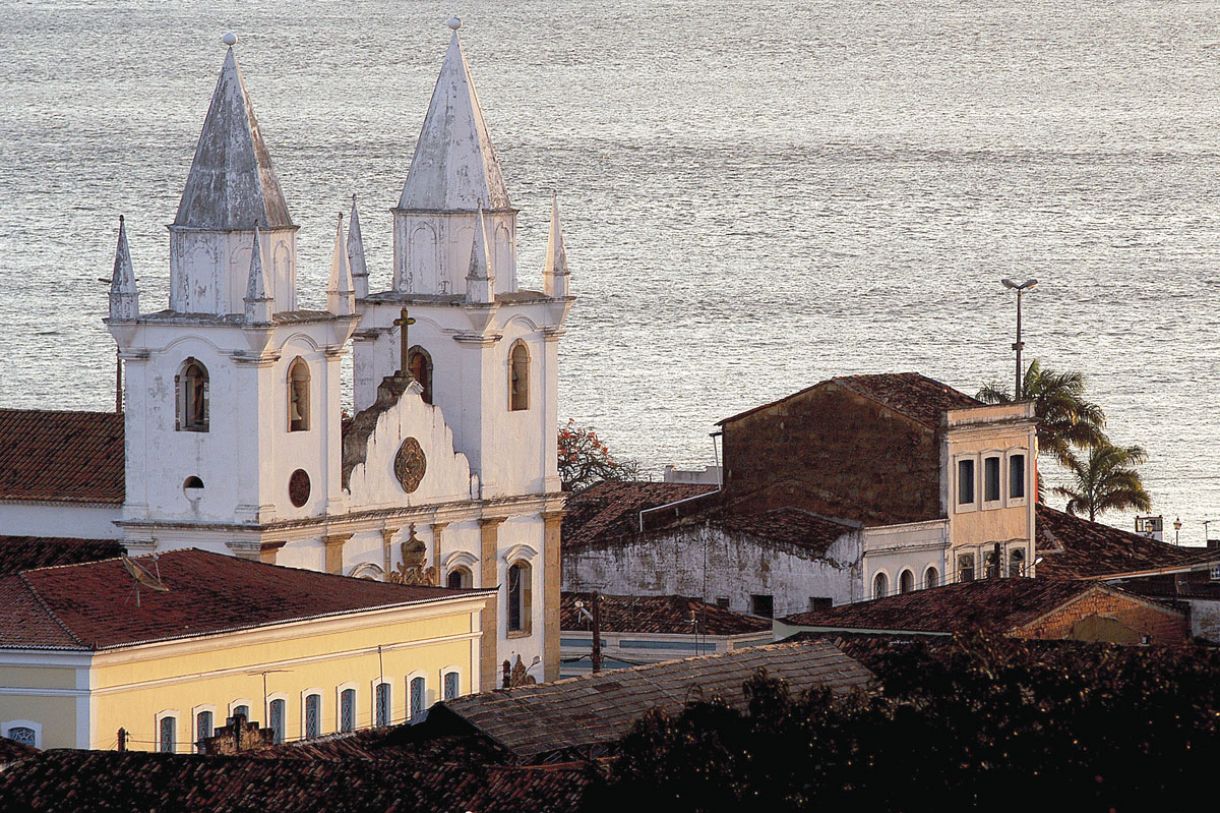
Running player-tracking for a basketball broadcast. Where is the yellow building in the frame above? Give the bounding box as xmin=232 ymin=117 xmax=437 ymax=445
xmin=0 ymin=549 xmax=492 ymax=752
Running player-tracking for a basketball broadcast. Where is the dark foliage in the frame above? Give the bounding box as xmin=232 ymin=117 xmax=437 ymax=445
xmin=589 ymin=636 xmax=1220 ymax=813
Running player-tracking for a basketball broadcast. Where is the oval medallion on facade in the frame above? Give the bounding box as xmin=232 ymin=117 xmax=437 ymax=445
xmin=289 ymin=468 xmax=311 ymax=507
xmin=394 ymin=438 xmax=427 ymax=493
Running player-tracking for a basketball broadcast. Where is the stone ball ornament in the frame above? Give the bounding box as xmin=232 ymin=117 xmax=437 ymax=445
xmin=222 ymin=32 xmax=238 ymax=46
xmin=394 ymin=438 xmax=427 ymax=493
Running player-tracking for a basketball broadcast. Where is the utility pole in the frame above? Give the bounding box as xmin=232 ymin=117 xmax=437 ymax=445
xmin=1001 ymin=278 xmax=1038 ymax=398
xmin=117 ymin=727 xmax=127 ymax=752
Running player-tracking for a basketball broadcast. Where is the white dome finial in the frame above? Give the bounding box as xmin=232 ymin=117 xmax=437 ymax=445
xmin=222 ymin=32 xmax=238 ymax=47
xmin=447 ymin=16 xmax=461 ymax=31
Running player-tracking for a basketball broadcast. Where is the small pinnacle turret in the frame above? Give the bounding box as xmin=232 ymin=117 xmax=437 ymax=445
xmin=328 ymin=213 xmax=355 ymax=315
xmin=243 ymin=224 xmax=273 ymax=324
xmin=543 ymin=191 xmax=570 ymax=298
xmin=465 ymin=207 xmax=494 ymax=303
xmin=108 ymin=215 xmax=140 ymax=322
xmin=347 ymin=194 xmax=369 ymax=300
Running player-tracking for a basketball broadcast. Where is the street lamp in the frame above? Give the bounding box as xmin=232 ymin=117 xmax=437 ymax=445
xmin=1001 ymin=278 xmax=1038 ymax=399
xmin=1173 ymin=517 xmax=1182 ymax=546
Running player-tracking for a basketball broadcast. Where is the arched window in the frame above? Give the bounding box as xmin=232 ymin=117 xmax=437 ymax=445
xmin=159 ymin=716 xmax=177 ymax=753
xmin=340 ymin=689 xmax=356 ymax=733
xmin=4 ymin=726 xmax=36 ymax=748
xmin=232 ymin=704 xmax=250 ymax=724
xmin=924 ymin=567 xmax=939 ymax=589
xmin=507 ymin=561 xmax=532 ymax=633
xmin=304 ymin=693 xmax=321 ymax=739
xmin=268 ymin=699 xmax=286 ymax=744
xmin=288 ymin=357 xmax=310 ymax=432
xmin=375 ymin=683 xmax=392 ymax=727
xmin=443 ymin=671 xmax=460 ymax=701
xmin=509 ymin=341 xmax=530 ymax=411
xmin=899 ymin=569 xmax=914 ymax=594
xmin=177 ymin=358 xmax=209 ymax=432
xmin=195 ymin=710 xmax=213 ymax=753
xmin=407 ymin=346 xmax=433 ymax=405
xmin=872 ymin=572 xmax=888 ymax=600
xmin=447 ymin=567 xmax=472 ymax=589
xmin=409 ymin=677 xmax=426 ymax=722
xmin=1009 ymin=548 xmax=1026 ymax=578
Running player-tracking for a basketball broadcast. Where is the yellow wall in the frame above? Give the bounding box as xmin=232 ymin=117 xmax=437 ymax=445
xmin=2 ymin=600 xmax=484 ymax=752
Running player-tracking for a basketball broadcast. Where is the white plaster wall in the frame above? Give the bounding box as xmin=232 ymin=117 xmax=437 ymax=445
xmin=1187 ymin=598 xmax=1220 ymax=642
xmin=563 ymin=526 xmax=863 ymax=618
xmin=169 ymin=228 xmax=296 ymax=315
xmin=392 ymin=211 xmax=517 ymax=296
xmin=494 ymin=514 xmax=547 ymax=683
xmin=862 ymin=521 xmax=949 ymax=597
xmin=0 ymin=503 xmax=122 ymax=539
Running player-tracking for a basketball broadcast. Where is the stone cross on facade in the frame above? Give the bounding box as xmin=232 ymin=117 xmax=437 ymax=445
xmin=393 ymin=307 xmax=416 ymax=379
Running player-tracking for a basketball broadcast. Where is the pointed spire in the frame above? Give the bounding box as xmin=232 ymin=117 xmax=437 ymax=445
xmin=243 ymin=224 xmax=273 ymax=323
xmin=398 ymin=20 xmax=511 ymax=212
xmin=328 ymin=213 xmax=355 ymax=315
xmin=543 ymin=191 xmax=571 ymax=298
xmin=108 ymin=215 xmax=140 ymax=321
xmin=347 ymin=194 xmax=369 ymax=299
xmin=465 ymin=207 xmax=494 ymax=303
xmin=174 ymin=36 xmax=293 ymax=230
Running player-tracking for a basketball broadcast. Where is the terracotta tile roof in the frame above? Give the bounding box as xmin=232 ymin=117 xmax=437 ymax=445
xmin=0 ymin=409 xmax=124 ymax=504
xmin=0 ymin=749 xmax=596 ymax=812
xmin=781 ymin=578 xmax=1144 ymax=634
xmin=432 ymin=639 xmax=874 ymax=760
xmin=0 ymin=549 xmax=491 ymax=651
xmin=561 ymin=592 xmax=771 ymax=636
xmin=707 ymin=507 xmax=856 ymax=555
xmin=718 ymin=372 xmax=981 ymax=429
xmin=1107 ymin=572 xmax=1220 ymax=602
xmin=561 ymin=480 xmax=717 ymax=550
xmin=0 ymin=536 xmax=126 ymax=576
xmin=0 ymin=736 xmax=37 ymax=765
xmin=1035 ymin=505 xmax=1219 ymax=579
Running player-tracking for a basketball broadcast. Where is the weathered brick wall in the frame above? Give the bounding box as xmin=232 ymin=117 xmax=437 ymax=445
xmin=721 ymin=383 xmax=941 ymax=525
xmin=1015 ymin=590 xmax=1188 ymax=644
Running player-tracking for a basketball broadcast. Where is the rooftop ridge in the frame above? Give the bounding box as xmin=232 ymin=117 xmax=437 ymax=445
xmin=15 ymin=572 xmax=87 ymax=649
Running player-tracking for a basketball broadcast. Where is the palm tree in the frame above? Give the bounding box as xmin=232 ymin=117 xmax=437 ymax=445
xmin=977 ymin=359 xmax=1109 ymax=469
xmin=1054 ymin=442 xmax=1152 ymax=522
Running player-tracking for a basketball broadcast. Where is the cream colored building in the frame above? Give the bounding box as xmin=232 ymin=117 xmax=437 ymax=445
xmin=0 ymin=550 xmax=491 ymax=752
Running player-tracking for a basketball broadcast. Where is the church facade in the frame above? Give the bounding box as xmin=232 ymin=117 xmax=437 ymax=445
xmin=0 ymin=21 xmax=571 ymax=687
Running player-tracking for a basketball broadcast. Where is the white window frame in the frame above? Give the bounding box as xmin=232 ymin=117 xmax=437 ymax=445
xmin=155 ymin=709 xmax=181 ymax=754
xmin=981 ymin=452 xmax=1003 ymax=509
xmin=228 ymin=698 xmax=255 ymax=725
xmin=954 ymin=455 xmax=978 ymax=513
xmin=300 ymin=688 xmax=324 ymax=741
xmin=335 ymin=682 xmax=358 ymax=733
xmin=923 ymin=565 xmax=940 ymax=589
xmin=871 ymin=569 xmax=890 ymax=599
xmin=1 ymin=720 xmax=43 ymax=750
xmin=898 ymin=568 xmax=915 ymax=594
xmin=266 ymin=693 xmax=289 ymax=745
xmin=191 ymin=704 xmax=218 ymax=753
xmin=1005 ymin=449 xmax=1029 ymax=507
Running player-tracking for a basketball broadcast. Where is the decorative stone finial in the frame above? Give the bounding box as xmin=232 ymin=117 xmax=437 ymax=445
xmin=222 ymin=32 xmax=238 ymax=47
xmin=447 ymin=16 xmax=461 ymax=31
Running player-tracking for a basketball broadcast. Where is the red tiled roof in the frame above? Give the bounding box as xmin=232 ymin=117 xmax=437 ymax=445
xmin=561 ymin=592 xmax=771 ymax=636
xmin=781 ymin=578 xmax=1117 ymax=634
xmin=562 ymin=481 xmax=717 ymax=550
xmin=0 ymin=549 xmax=491 ymax=651
xmin=0 ymin=735 xmax=37 ymax=764
xmin=0 ymin=409 xmax=124 ymax=504
xmin=0 ymin=536 xmax=126 ymax=576
xmin=433 ymin=639 xmax=874 ymax=759
xmin=708 ymin=507 xmax=855 ymax=555
xmin=1035 ymin=505 xmax=1218 ymax=580
xmin=718 ymin=372 xmax=981 ymax=429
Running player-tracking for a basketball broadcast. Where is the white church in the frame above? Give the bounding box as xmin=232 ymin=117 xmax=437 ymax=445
xmin=0 ymin=21 xmax=572 ymax=687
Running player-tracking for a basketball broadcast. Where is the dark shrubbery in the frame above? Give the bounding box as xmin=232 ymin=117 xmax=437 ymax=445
xmin=589 ymin=636 xmax=1220 ymax=812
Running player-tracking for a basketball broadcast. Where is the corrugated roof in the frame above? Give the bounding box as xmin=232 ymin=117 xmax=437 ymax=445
xmin=0 ymin=409 xmax=124 ymax=504
xmin=436 ymin=639 xmax=874 ymax=759
xmin=0 ymin=549 xmax=490 ymax=651
xmin=561 ymin=592 xmax=771 ymax=636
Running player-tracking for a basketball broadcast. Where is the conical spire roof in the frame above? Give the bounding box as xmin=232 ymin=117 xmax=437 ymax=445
xmin=347 ymin=194 xmax=368 ymax=282
xmin=244 ymin=225 xmax=270 ymax=303
xmin=398 ymin=22 xmax=511 ymax=212
xmin=544 ymin=192 xmax=569 ymax=278
xmin=110 ymin=215 xmax=138 ymax=296
xmin=174 ymin=43 xmax=293 ymax=230
xmin=467 ymin=207 xmax=494 ymax=281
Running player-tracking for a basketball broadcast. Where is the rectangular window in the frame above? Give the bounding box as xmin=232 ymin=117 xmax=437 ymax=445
xmin=443 ymin=672 xmax=460 ymax=701
xmin=232 ymin=705 xmax=249 ymax=724
xmin=159 ymin=716 xmax=176 ymax=754
xmin=195 ymin=711 xmax=213 ymax=753
xmin=375 ymin=683 xmax=391 ymax=727
xmin=750 ymin=594 xmax=774 ymax=619
xmin=269 ymin=699 xmax=285 ymax=745
xmin=808 ymin=597 xmax=832 ymax=612
xmin=410 ymin=677 xmax=426 ymax=722
xmin=305 ymin=694 xmax=321 ymax=739
xmin=340 ymin=689 xmax=356 ymax=733
xmin=957 ymin=553 xmax=975 ymax=583
xmin=1009 ymin=454 xmax=1026 ymax=499
xmin=984 ymin=457 xmax=1001 ymax=503
xmin=715 ymin=597 xmax=730 ymax=609
xmin=957 ymin=459 xmax=975 ymax=505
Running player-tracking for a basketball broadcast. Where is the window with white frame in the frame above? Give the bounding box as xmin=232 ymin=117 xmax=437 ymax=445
xmin=375 ymin=683 xmax=392 ymax=727
xmin=1009 ymin=548 xmax=1026 ymax=578
xmin=269 ymin=699 xmax=286 ymax=744
xmin=340 ymin=689 xmax=356 ymax=733
xmin=410 ymin=677 xmax=426 ymax=722
xmin=924 ymin=566 xmax=939 ymax=589
xmin=1009 ymin=453 xmax=1027 ymax=500
xmin=983 ymin=456 xmax=1001 ymax=504
xmin=1 ymin=722 xmax=39 ymax=749
xmin=957 ymin=458 xmax=976 ymax=507
xmin=159 ymin=715 xmax=177 ymax=753
xmin=304 ymin=693 xmax=321 ymax=739
xmin=195 ymin=710 xmax=214 ymax=752
xmin=231 ymin=704 xmax=250 ymax=724
xmin=899 ymin=569 xmax=914 ymax=594
xmin=443 ymin=672 xmax=460 ymax=701
xmin=873 ymin=572 xmax=888 ymax=599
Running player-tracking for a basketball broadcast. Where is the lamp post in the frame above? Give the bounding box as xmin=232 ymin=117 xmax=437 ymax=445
xmin=1173 ymin=516 xmax=1182 ymax=546
xmin=1001 ymin=278 xmax=1038 ymax=398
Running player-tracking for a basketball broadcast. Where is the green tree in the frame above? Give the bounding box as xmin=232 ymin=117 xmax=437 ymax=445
xmin=977 ymin=359 xmax=1109 ymax=470
xmin=1054 ymin=441 xmax=1152 ymax=522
